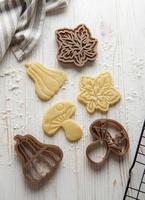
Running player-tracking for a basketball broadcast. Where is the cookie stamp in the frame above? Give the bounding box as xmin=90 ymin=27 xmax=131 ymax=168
xmin=56 ymin=24 xmax=97 ymax=67
xmin=42 ymin=101 xmax=83 ymax=142
xmin=86 ymin=119 xmax=129 ymax=167
xmin=25 ymin=62 xmax=67 ymax=101
xmin=78 ymin=71 xmax=121 ymax=113
xmin=14 ymin=134 xmax=63 ymax=186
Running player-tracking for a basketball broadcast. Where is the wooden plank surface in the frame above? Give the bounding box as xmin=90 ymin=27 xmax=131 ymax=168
xmin=0 ymin=0 xmax=145 ymax=199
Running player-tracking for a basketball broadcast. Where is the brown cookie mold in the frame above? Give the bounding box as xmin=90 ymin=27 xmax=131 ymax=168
xmin=56 ymin=24 xmax=97 ymax=67
xmin=86 ymin=119 xmax=129 ymax=167
xmin=14 ymin=134 xmax=63 ymax=186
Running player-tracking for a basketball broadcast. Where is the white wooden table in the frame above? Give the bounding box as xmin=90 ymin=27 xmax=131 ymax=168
xmin=0 ymin=0 xmax=145 ymax=199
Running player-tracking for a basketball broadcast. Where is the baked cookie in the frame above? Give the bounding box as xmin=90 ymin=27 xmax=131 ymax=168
xmin=42 ymin=101 xmax=83 ymax=142
xmin=25 ymin=62 xmax=67 ymax=101
xmin=78 ymin=71 xmax=121 ymax=113
xmin=56 ymin=24 xmax=97 ymax=67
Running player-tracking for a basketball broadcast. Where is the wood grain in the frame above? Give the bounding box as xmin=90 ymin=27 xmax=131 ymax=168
xmin=0 ymin=0 xmax=145 ymax=199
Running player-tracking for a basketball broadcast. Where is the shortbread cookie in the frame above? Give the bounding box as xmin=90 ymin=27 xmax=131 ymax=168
xmin=42 ymin=102 xmax=83 ymax=142
xmin=78 ymin=71 xmax=121 ymax=113
xmin=25 ymin=62 xmax=67 ymax=101
xmin=56 ymin=24 xmax=97 ymax=67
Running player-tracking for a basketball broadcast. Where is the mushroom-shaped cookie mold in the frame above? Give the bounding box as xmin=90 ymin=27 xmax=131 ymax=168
xmin=25 ymin=62 xmax=67 ymax=101
xmin=42 ymin=102 xmax=83 ymax=142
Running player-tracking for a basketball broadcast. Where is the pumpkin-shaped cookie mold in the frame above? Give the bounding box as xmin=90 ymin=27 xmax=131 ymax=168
xmin=42 ymin=102 xmax=83 ymax=142
xmin=25 ymin=62 xmax=67 ymax=101
xmin=14 ymin=134 xmax=63 ymax=186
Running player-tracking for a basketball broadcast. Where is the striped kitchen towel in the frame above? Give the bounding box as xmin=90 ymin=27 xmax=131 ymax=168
xmin=0 ymin=0 xmax=69 ymax=62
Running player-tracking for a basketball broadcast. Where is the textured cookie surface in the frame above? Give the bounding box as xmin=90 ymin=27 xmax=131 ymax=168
xmin=25 ymin=62 xmax=67 ymax=101
xmin=56 ymin=24 xmax=97 ymax=67
xmin=43 ymin=102 xmax=76 ymax=135
xmin=78 ymin=71 xmax=121 ymax=113
xmin=42 ymin=102 xmax=82 ymax=142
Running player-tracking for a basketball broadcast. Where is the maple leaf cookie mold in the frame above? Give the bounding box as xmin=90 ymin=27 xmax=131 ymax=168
xmin=56 ymin=24 xmax=98 ymax=67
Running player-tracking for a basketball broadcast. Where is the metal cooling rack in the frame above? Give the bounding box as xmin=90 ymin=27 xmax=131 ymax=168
xmin=123 ymin=121 xmax=145 ymax=200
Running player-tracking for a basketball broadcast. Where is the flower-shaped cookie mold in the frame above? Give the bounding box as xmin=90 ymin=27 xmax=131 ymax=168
xmin=78 ymin=71 xmax=121 ymax=113
xmin=56 ymin=24 xmax=97 ymax=67
xmin=42 ymin=102 xmax=83 ymax=142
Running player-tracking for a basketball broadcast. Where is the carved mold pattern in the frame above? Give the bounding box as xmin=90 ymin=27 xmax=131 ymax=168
xmin=14 ymin=134 xmax=63 ymax=185
xmin=56 ymin=24 xmax=97 ymax=67
xmin=90 ymin=119 xmax=129 ymax=156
